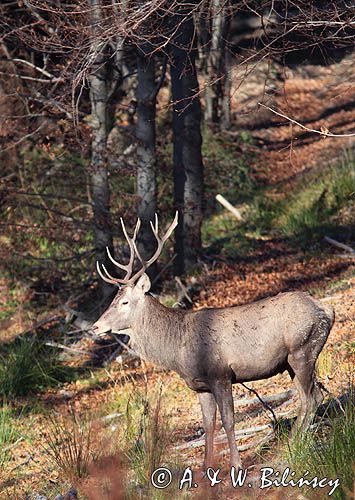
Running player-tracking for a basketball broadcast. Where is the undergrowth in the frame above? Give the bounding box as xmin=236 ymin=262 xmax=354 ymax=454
xmin=38 ymin=379 xmax=182 ymax=499
xmin=286 ymin=391 xmax=355 ymax=499
xmin=0 ymin=336 xmax=73 ymax=398
xmin=43 ymin=409 xmax=100 ymax=480
xmin=203 ymin=150 xmax=355 ymax=259
xmin=277 ymin=152 xmax=355 ymax=241
xmin=0 ymin=402 xmax=23 ymax=469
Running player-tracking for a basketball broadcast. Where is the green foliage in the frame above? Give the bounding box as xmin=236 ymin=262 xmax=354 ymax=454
xmin=0 ymin=336 xmax=73 ymax=398
xmin=286 ymin=397 xmax=355 ymax=499
xmin=0 ymin=403 xmax=22 ymax=468
xmin=1 ymin=144 xmax=97 ymax=308
xmin=202 ymin=128 xmax=256 ymax=209
xmin=0 ymin=296 xmax=19 ymax=321
xmin=277 ymin=153 xmax=355 ymax=241
xmin=201 ymin=151 xmax=354 ymax=261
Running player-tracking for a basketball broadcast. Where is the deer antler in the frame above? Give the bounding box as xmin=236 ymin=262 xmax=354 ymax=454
xmin=96 ymin=211 xmax=178 ymax=286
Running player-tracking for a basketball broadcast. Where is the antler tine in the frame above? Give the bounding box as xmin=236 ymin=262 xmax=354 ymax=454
xmin=133 ymin=218 xmax=141 ymax=240
xmin=101 ymin=263 xmax=131 ymax=285
xmin=119 ymin=217 xmax=141 ymax=280
xmin=101 ymin=263 xmax=120 ymax=282
xmin=96 ymin=261 xmax=119 ymax=285
xmin=149 ymin=218 xmax=158 ymax=237
xmin=97 ymin=212 xmax=178 ymax=287
xmin=128 ymin=211 xmax=179 ymax=284
xmin=106 ymin=246 xmax=127 ymax=272
xmin=161 ymin=210 xmax=178 ymax=242
xmin=154 ymin=213 xmax=158 ymax=234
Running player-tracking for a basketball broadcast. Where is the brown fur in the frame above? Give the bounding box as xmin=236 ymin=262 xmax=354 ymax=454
xmin=93 ymin=275 xmax=334 ymax=470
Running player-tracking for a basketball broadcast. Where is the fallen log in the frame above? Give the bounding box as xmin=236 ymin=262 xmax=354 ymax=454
xmin=324 ymin=236 xmax=354 ymax=254
xmin=176 ymin=424 xmax=271 ymax=451
xmin=234 ymin=389 xmax=296 ymax=407
xmin=219 ymin=429 xmax=274 ymax=454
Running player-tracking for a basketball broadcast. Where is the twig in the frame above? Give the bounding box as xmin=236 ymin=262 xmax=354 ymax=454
xmin=320 ymin=295 xmax=343 ymax=302
xmin=23 ymin=0 xmax=54 ymax=34
xmin=324 ymin=236 xmax=355 ymax=254
xmin=44 ymin=341 xmax=94 ymax=356
xmin=225 ymin=430 xmax=274 ymax=454
xmin=103 ymin=344 xmax=126 ymax=366
xmin=240 ymin=383 xmax=280 ymax=426
xmin=3 ymin=437 xmax=25 ymax=453
xmin=19 ymin=315 xmax=61 ymax=336
xmin=175 ymin=276 xmax=193 ymax=304
xmin=258 ymin=102 xmax=355 ymax=138
xmin=215 ymin=194 xmax=243 ymax=221
xmin=13 ymin=248 xmax=95 ymax=263
xmin=11 ymin=452 xmax=33 ymax=471
xmin=152 ymin=253 xmax=177 ymax=285
xmin=101 ymin=412 xmax=123 ymax=422
xmin=110 ymin=332 xmax=138 ymax=357
xmin=0 ymin=122 xmax=47 ymax=153
xmin=12 ymin=58 xmax=55 ymax=78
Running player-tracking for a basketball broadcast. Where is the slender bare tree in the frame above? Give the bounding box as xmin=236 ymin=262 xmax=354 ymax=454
xmin=136 ymin=42 xmax=158 ymax=279
xmin=170 ymin=3 xmax=204 ymax=275
xmin=88 ymin=0 xmax=124 ymax=297
xmin=201 ymin=0 xmax=232 ymax=127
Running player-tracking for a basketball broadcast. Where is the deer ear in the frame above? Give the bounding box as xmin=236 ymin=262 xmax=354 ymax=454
xmin=135 ymin=273 xmax=151 ymax=294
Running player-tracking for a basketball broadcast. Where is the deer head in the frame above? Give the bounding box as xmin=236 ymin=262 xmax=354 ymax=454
xmin=92 ymin=212 xmax=178 ymax=335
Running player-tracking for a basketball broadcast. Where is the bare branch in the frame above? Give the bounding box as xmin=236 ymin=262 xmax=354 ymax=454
xmin=258 ymin=102 xmax=355 ymax=138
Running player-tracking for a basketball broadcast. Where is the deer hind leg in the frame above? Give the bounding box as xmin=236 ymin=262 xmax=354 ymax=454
xmin=288 ymin=350 xmax=322 ymax=433
xmin=198 ymin=392 xmax=217 ymax=471
xmin=212 ymin=380 xmax=242 ymax=470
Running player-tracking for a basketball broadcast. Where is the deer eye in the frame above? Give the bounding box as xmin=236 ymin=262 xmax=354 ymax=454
xmin=121 ymin=300 xmax=129 ymax=305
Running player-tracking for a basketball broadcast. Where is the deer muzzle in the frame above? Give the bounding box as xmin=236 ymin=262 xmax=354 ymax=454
xmin=91 ymin=319 xmax=111 ymax=337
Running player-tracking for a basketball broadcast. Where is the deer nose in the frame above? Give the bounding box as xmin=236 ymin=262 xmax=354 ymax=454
xmin=90 ymin=322 xmax=111 ymax=337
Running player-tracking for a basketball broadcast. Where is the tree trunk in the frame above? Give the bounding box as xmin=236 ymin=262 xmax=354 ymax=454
xmin=220 ymin=10 xmax=232 ymax=129
xmin=170 ymin=8 xmax=204 ymax=275
xmin=203 ymin=0 xmax=232 ymax=127
xmin=88 ymin=0 xmax=114 ymax=298
xmin=136 ymin=43 xmax=157 ymax=280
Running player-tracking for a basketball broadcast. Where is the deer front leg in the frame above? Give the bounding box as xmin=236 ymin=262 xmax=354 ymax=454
xmin=198 ymin=392 xmax=217 ymax=471
xmin=212 ymin=380 xmax=242 ymax=470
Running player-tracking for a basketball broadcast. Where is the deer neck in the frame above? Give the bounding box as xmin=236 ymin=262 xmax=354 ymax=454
xmin=130 ymin=295 xmax=184 ymax=370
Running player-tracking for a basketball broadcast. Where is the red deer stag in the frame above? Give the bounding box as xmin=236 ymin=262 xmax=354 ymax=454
xmin=92 ymin=212 xmax=334 ymax=470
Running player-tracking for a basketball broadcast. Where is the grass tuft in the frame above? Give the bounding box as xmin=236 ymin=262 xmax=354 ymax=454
xmin=0 ymin=402 xmax=23 ymax=468
xmin=43 ymin=409 xmax=100 ymax=480
xmin=0 ymin=336 xmax=73 ymax=398
xmin=124 ymin=383 xmax=172 ymax=487
xmin=286 ymin=392 xmax=355 ymax=499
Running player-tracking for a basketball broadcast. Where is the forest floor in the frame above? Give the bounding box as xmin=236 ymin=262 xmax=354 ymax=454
xmin=0 ymin=58 xmax=354 ymax=499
